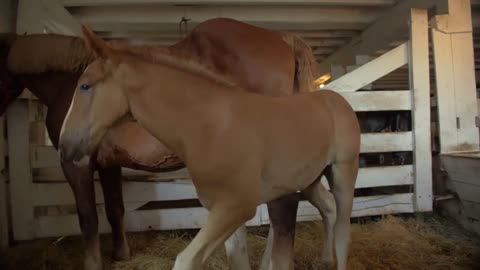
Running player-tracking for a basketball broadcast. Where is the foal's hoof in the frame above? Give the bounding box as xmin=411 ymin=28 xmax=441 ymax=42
xmin=112 ymin=245 xmax=131 ymax=261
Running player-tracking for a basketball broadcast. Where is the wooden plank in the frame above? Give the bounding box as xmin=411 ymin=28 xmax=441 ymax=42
xmin=34 ymin=180 xmax=199 ymax=206
xmin=360 ymin=132 xmax=413 ymax=153
xmin=354 ymin=165 xmax=413 ymax=188
xmin=0 ymin=116 xmax=8 ymax=248
xmin=62 ymin=0 xmax=396 ymax=7
xmin=34 ymin=192 xmax=414 ymax=238
xmin=432 ymin=29 xmax=457 ymax=152
xmin=409 ymin=8 xmax=433 ymax=212
xmin=34 ymin=205 xmax=263 ymax=238
xmin=432 ymin=3 xmax=479 ymax=153
xmin=324 ymin=42 xmax=408 ymax=92
xmin=451 ymin=33 xmax=479 ymax=149
xmin=7 ymin=100 xmax=35 ymax=240
xmin=261 ymin=193 xmax=414 ymax=224
xmin=34 ymin=165 xmax=414 ymax=206
xmin=339 ymin=90 xmax=411 ymax=111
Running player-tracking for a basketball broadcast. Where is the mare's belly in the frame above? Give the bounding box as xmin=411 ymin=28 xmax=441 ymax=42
xmin=95 ymin=120 xmax=184 ymax=171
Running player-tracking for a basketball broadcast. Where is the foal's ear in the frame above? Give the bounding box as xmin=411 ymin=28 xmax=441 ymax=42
xmin=81 ymin=25 xmax=111 ymax=59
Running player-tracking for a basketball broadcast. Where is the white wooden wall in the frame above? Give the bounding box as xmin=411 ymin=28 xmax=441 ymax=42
xmin=6 ymin=8 xmax=433 ymax=240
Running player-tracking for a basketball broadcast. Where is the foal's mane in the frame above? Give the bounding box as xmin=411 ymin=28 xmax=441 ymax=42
xmin=117 ymin=45 xmax=238 ymax=88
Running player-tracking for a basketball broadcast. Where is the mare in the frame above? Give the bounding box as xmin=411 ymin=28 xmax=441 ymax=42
xmin=59 ymin=25 xmax=360 ymax=270
xmin=1 ymin=18 xmax=325 ymax=270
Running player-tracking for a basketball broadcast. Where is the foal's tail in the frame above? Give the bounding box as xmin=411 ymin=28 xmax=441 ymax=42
xmin=280 ymin=32 xmax=320 ymax=93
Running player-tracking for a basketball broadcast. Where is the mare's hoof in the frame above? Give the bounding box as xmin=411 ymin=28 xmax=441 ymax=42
xmin=112 ymin=245 xmax=131 ymax=261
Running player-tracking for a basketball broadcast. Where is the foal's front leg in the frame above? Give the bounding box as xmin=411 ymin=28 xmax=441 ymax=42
xmin=61 ymin=160 xmax=102 ymax=270
xmin=173 ymin=197 xmax=257 ymax=270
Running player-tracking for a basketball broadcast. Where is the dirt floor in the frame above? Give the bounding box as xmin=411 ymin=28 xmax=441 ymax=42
xmin=1 ymin=213 xmax=480 ymax=270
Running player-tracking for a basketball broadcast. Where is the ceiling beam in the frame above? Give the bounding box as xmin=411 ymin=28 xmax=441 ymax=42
xmin=69 ymin=6 xmax=380 ymax=27
xmin=62 ymin=0 xmax=396 ymax=7
xmin=317 ymin=0 xmax=449 ymax=75
xmin=99 ymin=29 xmax=360 ymax=40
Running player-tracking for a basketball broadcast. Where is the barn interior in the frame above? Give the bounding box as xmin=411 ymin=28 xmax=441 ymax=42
xmin=1 ymin=0 xmax=480 ymax=269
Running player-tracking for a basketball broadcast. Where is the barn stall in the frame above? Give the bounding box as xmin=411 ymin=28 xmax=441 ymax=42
xmin=0 ymin=0 xmax=479 ymax=269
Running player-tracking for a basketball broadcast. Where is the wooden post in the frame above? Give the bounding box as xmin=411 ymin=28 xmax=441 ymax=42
xmin=0 ymin=116 xmax=8 ymax=248
xmin=431 ymin=0 xmax=479 ymax=153
xmin=7 ymin=100 xmax=35 ymax=240
xmin=408 ymin=8 xmax=433 ymax=212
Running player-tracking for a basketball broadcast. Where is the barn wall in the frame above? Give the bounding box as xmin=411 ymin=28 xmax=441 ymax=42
xmin=0 ymin=0 xmax=16 ymax=33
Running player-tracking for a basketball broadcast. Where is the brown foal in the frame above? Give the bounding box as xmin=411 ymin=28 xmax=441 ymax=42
xmin=60 ymin=26 xmax=360 ymax=270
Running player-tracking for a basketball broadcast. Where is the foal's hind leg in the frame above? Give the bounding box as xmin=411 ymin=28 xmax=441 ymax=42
xmin=328 ymin=160 xmax=358 ymax=270
xmin=302 ymin=170 xmax=336 ymax=268
xmin=61 ymin=160 xmax=102 ymax=270
xmin=260 ymin=193 xmax=300 ymax=270
xmin=224 ymin=225 xmax=252 ymax=270
xmin=98 ymin=166 xmax=130 ymax=261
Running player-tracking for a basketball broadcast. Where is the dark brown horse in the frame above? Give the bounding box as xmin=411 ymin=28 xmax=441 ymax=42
xmin=1 ymin=18 xmax=323 ymax=270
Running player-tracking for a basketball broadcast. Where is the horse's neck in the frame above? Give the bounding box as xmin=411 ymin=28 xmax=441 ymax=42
xmin=127 ymin=61 xmax=232 ymax=157
xmin=20 ymin=72 xmax=79 ymax=108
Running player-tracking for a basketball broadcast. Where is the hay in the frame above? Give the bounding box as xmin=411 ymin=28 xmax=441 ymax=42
xmin=1 ymin=214 xmax=479 ymax=270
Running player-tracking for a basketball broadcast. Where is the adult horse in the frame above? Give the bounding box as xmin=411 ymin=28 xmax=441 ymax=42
xmin=1 ymin=18 xmax=332 ymax=270
xmin=59 ymin=25 xmax=359 ymax=270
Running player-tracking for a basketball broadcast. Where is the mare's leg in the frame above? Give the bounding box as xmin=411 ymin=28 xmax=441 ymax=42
xmin=260 ymin=193 xmax=299 ymax=270
xmin=302 ymin=170 xmax=337 ymax=268
xmin=173 ymin=200 xmax=257 ymax=270
xmin=327 ymin=160 xmax=358 ymax=270
xmin=98 ymin=166 xmax=130 ymax=261
xmin=61 ymin=160 xmax=102 ymax=270
xmin=224 ymin=225 xmax=252 ymax=270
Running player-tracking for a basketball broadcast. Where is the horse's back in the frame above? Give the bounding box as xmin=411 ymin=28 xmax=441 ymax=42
xmin=170 ymin=18 xmax=295 ymax=96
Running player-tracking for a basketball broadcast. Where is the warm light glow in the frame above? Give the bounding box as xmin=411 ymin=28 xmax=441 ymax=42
xmin=314 ymin=73 xmax=332 ymax=89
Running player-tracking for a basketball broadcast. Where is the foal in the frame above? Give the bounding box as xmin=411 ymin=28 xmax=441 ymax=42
xmin=60 ymin=26 xmax=360 ymax=270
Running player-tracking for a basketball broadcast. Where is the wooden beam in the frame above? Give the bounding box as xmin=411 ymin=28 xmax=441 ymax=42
xmin=7 ymin=100 xmax=35 ymax=240
xmin=62 ymin=0 xmax=396 ymax=7
xmin=318 ymin=0 xmax=448 ymax=75
xmin=324 ymin=42 xmax=408 ymax=92
xmin=0 ymin=116 xmax=8 ymax=248
xmin=432 ymin=0 xmax=479 ymax=153
xmin=409 ymin=9 xmax=432 ymax=212
xmin=70 ymin=6 xmax=379 ymax=32
xmin=339 ymin=90 xmax=412 ymax=111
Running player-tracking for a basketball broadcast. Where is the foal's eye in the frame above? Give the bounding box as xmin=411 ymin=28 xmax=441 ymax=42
xmin=79 ymin=84 xmax=91 ymax=91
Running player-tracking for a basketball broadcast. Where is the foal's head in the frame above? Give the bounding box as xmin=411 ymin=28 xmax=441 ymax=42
xmin=59 ymin=26 xmax=133 ymax=162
